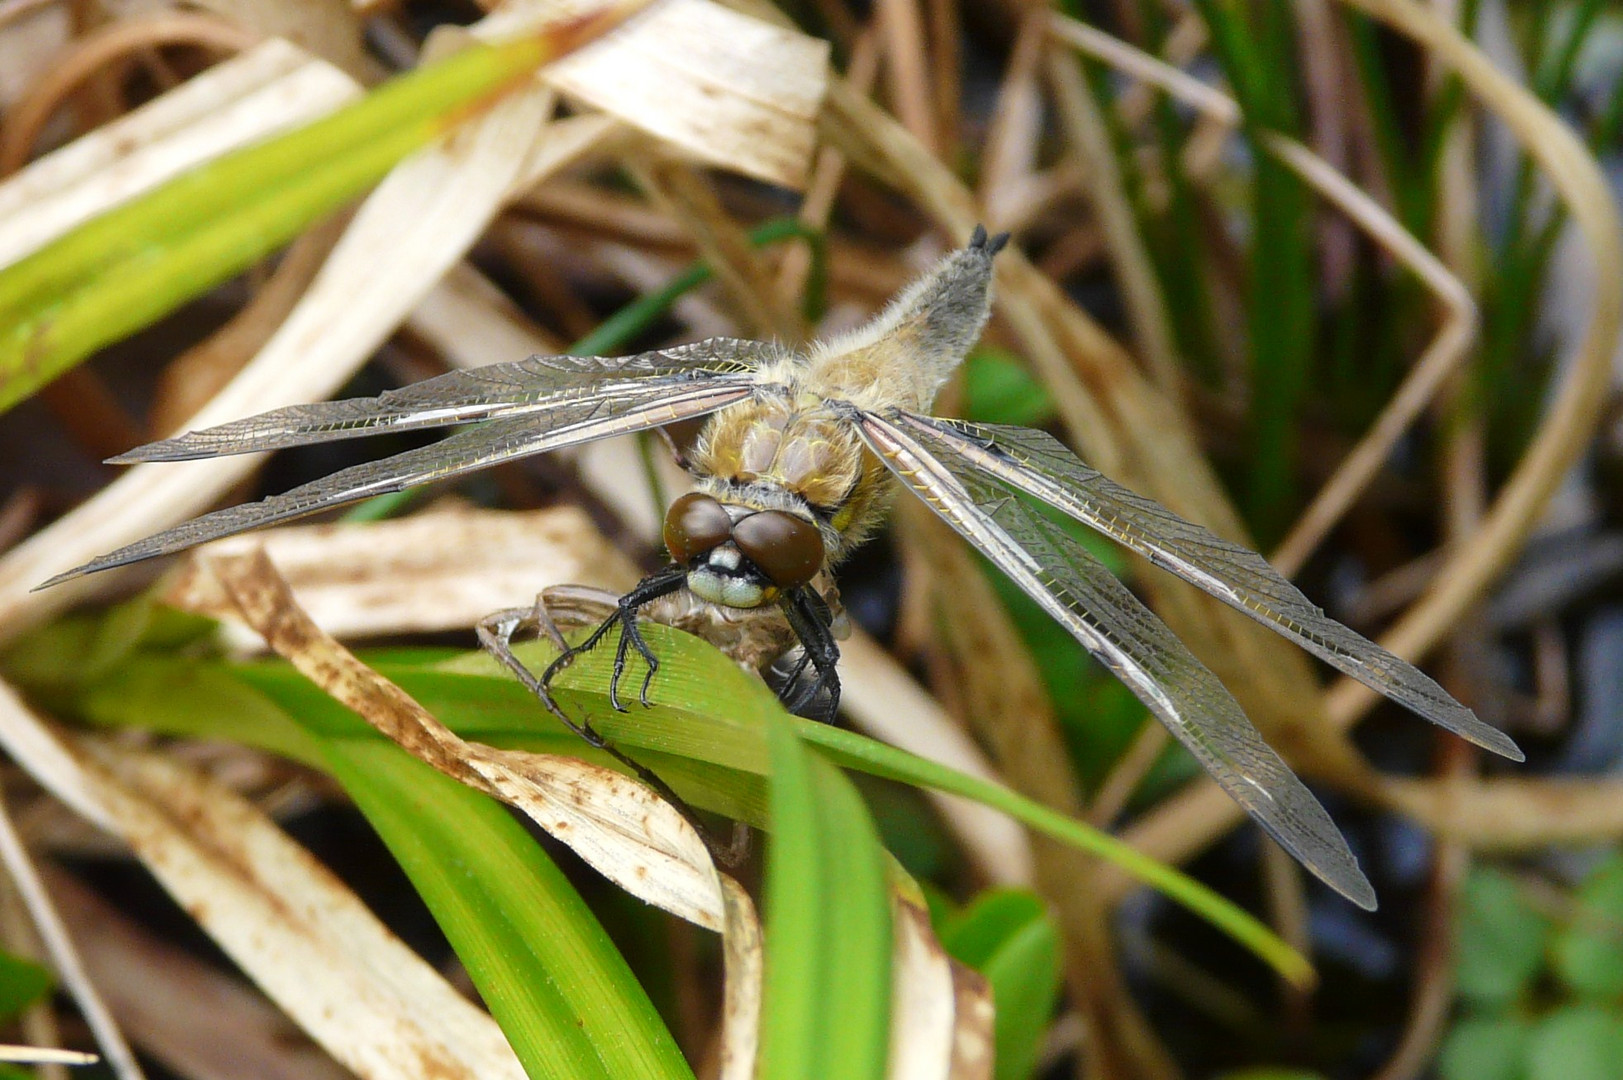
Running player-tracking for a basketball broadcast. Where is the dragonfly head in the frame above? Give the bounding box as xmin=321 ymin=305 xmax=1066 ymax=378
xmin=663 ymin=491 xmax=823 ymax=609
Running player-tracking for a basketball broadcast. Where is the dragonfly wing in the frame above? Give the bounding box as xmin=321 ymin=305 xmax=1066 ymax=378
xmin=40 ymin=379 xmax=756 ymax=587
xmin=894 ymin=413 xmax=1523 ymax=763
xmin=859 ymin=411 xmax=1376 ymax=910
xmin=113 ymin=338 xmax=776 ymax=462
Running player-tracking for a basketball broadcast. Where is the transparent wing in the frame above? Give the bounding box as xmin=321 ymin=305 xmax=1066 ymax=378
xmin=858 ymin=411 xmax=1376 ymax=910
xmin=893 ymin=412 xmax=1522 ymax=763
xmin=112 ymin=338 xmax=774 ymax=462
xmin=39 ymin=378 xmax=756 ymax=588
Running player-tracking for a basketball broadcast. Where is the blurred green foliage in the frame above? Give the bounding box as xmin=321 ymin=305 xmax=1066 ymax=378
xmin=1442 ymin=857 xmax=1623 ymax=1080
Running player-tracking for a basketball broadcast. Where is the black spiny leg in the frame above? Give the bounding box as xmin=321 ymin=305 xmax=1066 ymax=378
xmin=779 ymin=586 xmax=843 ymax=722
xmin=543 ymin=563 xmax=690 ymax=721
xmin=476 ymin=570 xmax=750 ymax=866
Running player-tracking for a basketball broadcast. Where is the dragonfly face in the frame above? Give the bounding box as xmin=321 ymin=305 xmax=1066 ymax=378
xmin=41 ymin=226 xmax=1523 ymax=910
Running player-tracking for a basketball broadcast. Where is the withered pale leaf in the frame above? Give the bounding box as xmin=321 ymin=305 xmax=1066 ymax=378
xmin=0 ymin=683 xmax=527 ymax=1080
xmin=538 ymin=0 xmax=830 ymax=187
xmin=0 ymin=31 xmax=562 ymax=640
xmin=0 ymin=40 xmax=358 ymax=268
xmin=888 ymin=898 xmax=957 ymax=1080
xmin=162 ymin=505 xmax=642 ymax=645
xmin=716 ymin=878 xmax=764 ymax=1080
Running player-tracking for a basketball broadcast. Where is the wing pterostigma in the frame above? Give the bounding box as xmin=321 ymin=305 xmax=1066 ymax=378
xmin=857 ymin=410 xmax=1377 ymax=910
xmin=38 ymin=343 xmax=771 ymax=588
xmin=892 ymin=412 xmax=1522 ymax=763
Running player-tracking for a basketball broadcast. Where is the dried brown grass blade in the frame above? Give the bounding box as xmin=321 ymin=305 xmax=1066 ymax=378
xmin=0 ymin=776 xmax=142 ymax=1080
xmin=812 ymin=63 xmax=1372 ymax=786
xmin=1043 ymin=13 xmax=1483 ymax=580
xmin=1322 ymin=0 xmax=1623 ymax=723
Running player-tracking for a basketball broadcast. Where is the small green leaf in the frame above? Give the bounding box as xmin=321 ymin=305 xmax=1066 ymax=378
xmin=1456 ymin=868 xmax=1551 ymax=1006
xmin=1553 ymin=855 xmax=1623 ymax=998
xmin=1526 ymin=1005 xmax=1623 ymax=1080
xmin=0 ymin=948 xmax=53 ymax=1023
xmin=1439 ymin=1015 xmax=1530 ymax=1080
xmin=963 ymin=348 xmax=1056 ymax=427
xmin=940 ymin=890 xmax=1061 ymax=1080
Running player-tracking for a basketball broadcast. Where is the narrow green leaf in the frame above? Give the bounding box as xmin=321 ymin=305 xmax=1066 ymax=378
xmin=25 ymin=615 xmax=1309 ymax=985
xmin=796 ymin=719 xmax=1313 ymax=987
xmin=317 ymin=740 xmax=695 ymax=1080
xmin=759 ymin=715 xmax=892 ymax=1080
xmin=0 ymin=30 xmax=583 ymax=415
xmin=17 ymin=642 xmax=697 ymax=1080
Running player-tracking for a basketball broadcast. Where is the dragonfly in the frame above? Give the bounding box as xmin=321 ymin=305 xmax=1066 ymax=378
xmin=41 ymin=227 xmax=1522 ymax=909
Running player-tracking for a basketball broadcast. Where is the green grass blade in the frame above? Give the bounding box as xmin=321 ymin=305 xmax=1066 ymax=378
xmin=319 ymin=739 xmax=695 ymax=1080
xmin=7 ymin=635 xmax=696 ymax=1079
xmin=0 ymin=29 xmax=600 ymax=416
xmin=796 ymin=719 xmax=1315 ymax=988
xmin=760 ymin=714 xmax=892 ymax=1080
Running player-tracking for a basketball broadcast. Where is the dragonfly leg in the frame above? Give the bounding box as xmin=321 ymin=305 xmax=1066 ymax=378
xmin=477 ymin=602 xmax=612 ymax=747
xmin=591 ymin=566 xmax=686 ymax=711
xmin=780 ymin=586 xmax=842 ymax=722
xmin=476 ymin=574 xmax=750 ymax=866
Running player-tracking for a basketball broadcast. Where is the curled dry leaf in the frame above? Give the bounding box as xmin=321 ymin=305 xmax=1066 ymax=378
xmin=206 ymin=547 xmax=732 ymax=929
xmin=198 ymin=550 xmax=1002 ymax=1078
xmin=888 ymin=897 xmax=994 ymax=1080
xmin=716 ymin=878 xmax=764 ymax=1080
xmin=162 ymin=505 xmax=643 ymax=647
xmin=203 ymin=547 xmax=784 ymax=1075
xmin=538 ymin=0 xmax=830 ymax=188
xmin=0 ymin=684 xmax=527 ymax=1080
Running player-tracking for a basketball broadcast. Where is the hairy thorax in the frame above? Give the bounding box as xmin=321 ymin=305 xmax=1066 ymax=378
xmin=689 ymin=388 xmax=890 ymax=563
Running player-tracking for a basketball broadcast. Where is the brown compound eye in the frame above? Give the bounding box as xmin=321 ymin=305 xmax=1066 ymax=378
xmin=731 ymin=511 xmax=824 ymax=590
xmin=664 ymin=492 xmax=733 ymax=565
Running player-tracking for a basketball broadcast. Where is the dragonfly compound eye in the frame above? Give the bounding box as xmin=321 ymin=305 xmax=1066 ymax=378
xmin=664 ymin=492 xmax=734 ymax=565
xmin=731 ymin=511 xmax=823 ymax=590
